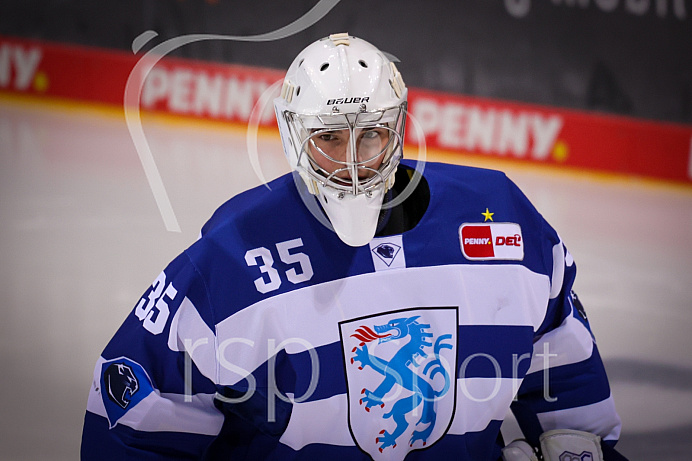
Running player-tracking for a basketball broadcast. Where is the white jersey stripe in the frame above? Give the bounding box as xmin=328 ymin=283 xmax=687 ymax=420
xmin=527 ymin=314 xmax=594 ymax=374
xmin=448 ymin=378 xmax=522 ymax=435
xmin=216 ymin=264 xmax=549 ymax=386
xmin=279 ymin=394 xmax=355 ymax=450
xmin=549 ymin=241 xmax=565 ymax=299
xmin=167 ymin=296 xmax=218 ymax=382
xmin=115 ymin=391 xmax=223 ymax=435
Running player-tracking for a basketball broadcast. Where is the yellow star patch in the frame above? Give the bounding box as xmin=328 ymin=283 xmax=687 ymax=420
xmin=482 ymin=208 xmax=494 ymax=222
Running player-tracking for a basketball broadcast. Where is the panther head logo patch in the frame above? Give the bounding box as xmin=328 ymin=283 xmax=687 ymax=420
xmin=100 ymin=357 xmax=154 ymax=428
xmin=105 ymin=363 xmax=139 ymax=409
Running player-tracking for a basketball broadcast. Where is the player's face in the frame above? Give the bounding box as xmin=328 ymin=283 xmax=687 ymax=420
xmin=307 ymin=127 xmax=391 ymax=182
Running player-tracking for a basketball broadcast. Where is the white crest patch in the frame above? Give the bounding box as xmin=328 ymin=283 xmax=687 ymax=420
xmin=339 ymin=307 xmax=458 ymax=460
xmin=369 ymin=235 xmax=406 ymax=271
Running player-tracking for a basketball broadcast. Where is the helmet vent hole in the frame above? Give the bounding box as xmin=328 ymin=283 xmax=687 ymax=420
xmin=320 ymin=63 xmax=329 ymax=72
xmin=296 ymin=86 xmax=301 ymax=96
xmin=358 ymin=60 xmax=368 ymax=68
xmin=298 ymin=59 xmax=304 ymax=67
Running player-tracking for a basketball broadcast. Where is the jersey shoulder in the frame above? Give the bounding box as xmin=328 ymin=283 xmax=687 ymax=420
xmin=401 ymin=161 xmax=559 ymax=274
xmin=403 ymin=160 xmax=534 ymax=218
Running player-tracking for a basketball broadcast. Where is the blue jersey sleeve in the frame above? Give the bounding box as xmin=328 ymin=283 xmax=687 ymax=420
xmin=511 ymin=214 xmax=624 ymax=457
xmin=81 ymin=251 xmax=222 ymax=459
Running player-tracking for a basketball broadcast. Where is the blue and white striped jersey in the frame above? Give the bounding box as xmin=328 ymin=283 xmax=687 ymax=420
xmin=81 ymin=161 xmax=621 ymax=460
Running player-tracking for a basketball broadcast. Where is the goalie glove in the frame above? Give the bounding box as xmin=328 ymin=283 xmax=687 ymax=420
xmin=539 ymin=429 xmax=603 ymax=461
xmin=502 ymin=429 xmax=604 ymax=461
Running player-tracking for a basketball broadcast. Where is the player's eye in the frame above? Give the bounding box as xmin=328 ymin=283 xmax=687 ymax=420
xmin=317 ymin=131 xmax=344 ymax=142
xmin=361 ymin=130 xmax=380 ymax=139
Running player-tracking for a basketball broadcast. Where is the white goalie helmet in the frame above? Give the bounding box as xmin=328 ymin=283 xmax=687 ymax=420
xmin=274 ymin=33 xmax=408 ymax=247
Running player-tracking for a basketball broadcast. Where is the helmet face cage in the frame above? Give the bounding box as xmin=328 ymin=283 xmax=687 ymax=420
xmin=272 ymin=33 xmax=409 ymax=246
xmin=284 ymin=103 xmax=407 ymax=196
